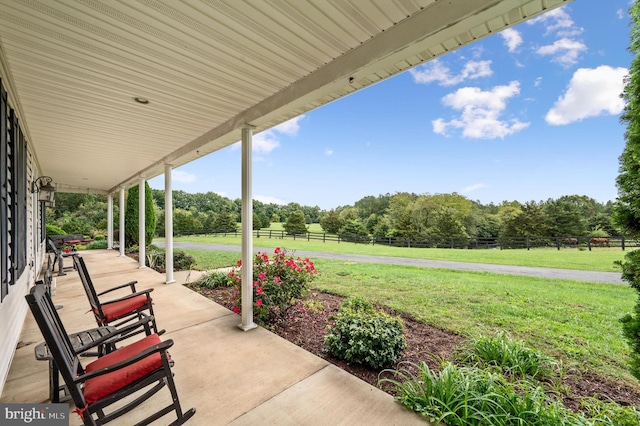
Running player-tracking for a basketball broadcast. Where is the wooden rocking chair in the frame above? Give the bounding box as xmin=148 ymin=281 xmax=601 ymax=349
xmin=25 ymin=284 xmax=195 ymax=425
xmin=73 ymin=255 xmax=164 ymax=337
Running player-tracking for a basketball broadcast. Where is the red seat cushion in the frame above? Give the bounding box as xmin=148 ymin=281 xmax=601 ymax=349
xmin=98 ymin=295 xmax=151 ymax=321
xmin=83 ymin=334 xmax=163 ymax=404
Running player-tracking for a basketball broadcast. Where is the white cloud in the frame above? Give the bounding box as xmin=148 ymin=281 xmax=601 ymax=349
xmin=500 ymin=28 xmax=522 ymax=53
xmin=535 ymin=38 xmax=587 ymax=68
xmin=462 ymin=183 xmax=487 ymax=193
xmin=534 ymin=77 xmax=542 ymax=87
xmin=432 ymin=81 xmax=530 ymax=139
xmin=325 ymin=149 xmax=333 ymax=156
xmin=232 ymin=114 xmax=306 ymax=153
xmin=273 ymin=115 xmax=304 ymax=136
xmin=172 ymin=170 xmax=196 ymax=184
xmin=252 ymin=132 xmax=280 ymax=153
xmin=545 ymin=65 xmax=628 ymax=125
xmin=254 ymin=195 xmax=286 ymax=205
xmin=527 ymin=7 xmax=583 ymax=37
xmin=410 ymin=59 xmax=492 ymax=86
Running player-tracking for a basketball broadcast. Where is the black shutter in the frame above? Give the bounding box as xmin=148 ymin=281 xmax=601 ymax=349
xmin=0 ymin=80 xmax=7 ymax=301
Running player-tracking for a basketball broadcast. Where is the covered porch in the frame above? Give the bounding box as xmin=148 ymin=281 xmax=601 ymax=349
xmin=0 ymin=249 xmax=426 ymax=425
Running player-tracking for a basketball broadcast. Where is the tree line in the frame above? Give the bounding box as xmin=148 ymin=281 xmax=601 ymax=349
xmin=47 ymin=188 xmax=616 ymax=241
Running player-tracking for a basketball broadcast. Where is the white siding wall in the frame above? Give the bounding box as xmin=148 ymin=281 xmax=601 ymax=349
xmin=0 ymin=143 xmax=41 ymax=394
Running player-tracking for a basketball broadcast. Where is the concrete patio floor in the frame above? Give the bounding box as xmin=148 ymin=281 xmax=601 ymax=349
xmin=0 ymin=249 xmax=428 ymax=425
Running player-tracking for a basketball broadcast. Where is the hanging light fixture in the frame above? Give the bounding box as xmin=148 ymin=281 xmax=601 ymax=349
xmin=32 ymin=176 xmax=56 ymax=203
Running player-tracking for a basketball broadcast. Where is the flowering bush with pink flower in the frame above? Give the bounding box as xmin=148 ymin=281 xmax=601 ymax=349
xmin=228 ymin=247 xmax=318 ymax=324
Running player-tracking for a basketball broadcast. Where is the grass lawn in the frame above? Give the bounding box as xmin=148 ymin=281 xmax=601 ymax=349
xmin=312 ymin=259 xmax=636 ymax=385
xmin=174 ymin=238 xmax=638 ymax=388
xmin=164 ymin=234 xmax=629 ymax=272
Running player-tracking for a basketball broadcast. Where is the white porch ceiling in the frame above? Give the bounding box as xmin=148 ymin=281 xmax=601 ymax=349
xmin=0 ymin=0 xmax=572 ymax=194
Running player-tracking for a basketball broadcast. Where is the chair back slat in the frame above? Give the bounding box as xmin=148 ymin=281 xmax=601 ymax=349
xmin=25 ymin=285 xmax=86 ymax=406
xmin=73 ymin=255 xmax=104 ymax=319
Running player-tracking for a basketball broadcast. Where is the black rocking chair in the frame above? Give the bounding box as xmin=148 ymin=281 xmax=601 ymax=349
xmin=25 ymin=284 xmax=195 ymax=426
xmin=73 ymin=255 xmax=164 ymax=337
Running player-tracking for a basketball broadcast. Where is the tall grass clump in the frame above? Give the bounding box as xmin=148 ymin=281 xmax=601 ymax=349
xmin=380 ymin=361 xmax=585 ymax=426
xmin=462 ymin=333 xmax=557 ymax=379
xmin=191 ymin=271 xmax=233 ymax=289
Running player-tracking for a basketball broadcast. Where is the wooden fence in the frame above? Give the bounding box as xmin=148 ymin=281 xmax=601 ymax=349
xmin=157 ymin=229 xmax=639 ymax=251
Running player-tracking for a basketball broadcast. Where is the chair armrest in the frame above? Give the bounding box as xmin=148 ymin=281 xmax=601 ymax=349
xmin=97 ymin=281 xmax=138 ymax=296
xmin=100 ymin=288 xmax=153 ymax=305
xmin=74 ymin=339 xmax=174 ymax=383
xmin=72 ymin=316 xmax=157 ymax=354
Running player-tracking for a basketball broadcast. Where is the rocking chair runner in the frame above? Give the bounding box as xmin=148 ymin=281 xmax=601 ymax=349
xmin=25 ymin=284 xmax=196 ymax=425
xmin=73 ymin=255 xmax=164 ymax=337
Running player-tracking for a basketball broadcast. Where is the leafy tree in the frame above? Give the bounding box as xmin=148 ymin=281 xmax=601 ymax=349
xmin=283 ymin=210 xmax=308 ymax=235
xmin=387 ymin=192 xmax=417 ymax=237
xmin=338 ymin=219 xmax=369 ymax=241
xmin=257 ymin=212 xmax=270 ymax=229
xmin=544 ymin=196 xmax=588 ymax=236
xmin=372 ymin=216 xmax=393 ymax=237
xmin=428 ymin=207 xmax=469 ymax=238
xmin=173 ymin=209 xmax=203 ymax=232
xmin=502 ymin=201 xmax=548 ymax=237
xmin=614 ymin=1 xmax=640 ymax=237
xmin=124 ymin=182 xmax=156 ymax=247
xmin=211 ymin=211 xmax=238 ymax=232
xmin=320 ymin=209 xmax=343 ymax=234
xmin=252 ymin=212 xmax=263 ymax=230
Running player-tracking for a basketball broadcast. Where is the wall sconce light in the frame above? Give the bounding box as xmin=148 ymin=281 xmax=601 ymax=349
xmin=32 ymin=176 xmax=56 ymax=203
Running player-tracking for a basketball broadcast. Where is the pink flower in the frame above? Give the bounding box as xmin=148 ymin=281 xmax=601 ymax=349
xmin=275 ymin=247 xmax=281 ymax=254
xmin=236 ymin=259 xmax=242 ymax=266
xmin=232 ymin=306 xmax=240 ymax=314
xmin=256 ymin=287 xmax=263 ymax=295
xmin=259 ymin=272 xmax=266 ymax=280
xmin=256 ymin=299 xmax=263 ymax=306
xmin=273 ymin=277 xmax=281 ymax=283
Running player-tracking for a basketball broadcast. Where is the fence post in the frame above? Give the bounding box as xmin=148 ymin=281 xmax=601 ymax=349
xmin=526 ymin=237 xmax=530 ymax=251
xmin=307 ymin=232 xmax=310 ymax=241
xmin=588 ymin=239 xmax=592 ymax=251
xmin=323 ymin=233 xmax=326 ymax=243
xmin=556 ymin=237 xmax=560 ymax=251
xmin=269 ymin=230 xmax=272 ymax=239
xmin=499 ymin=238 xmax=503 ymax=250
xmin=450 ymin=238 xmax=454 ymax=249
xmin=622 ymin=236 xmax=626 ymax=251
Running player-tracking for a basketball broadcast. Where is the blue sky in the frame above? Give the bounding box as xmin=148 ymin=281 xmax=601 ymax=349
xmin=149 ymin=0 xmax=632 ymax=211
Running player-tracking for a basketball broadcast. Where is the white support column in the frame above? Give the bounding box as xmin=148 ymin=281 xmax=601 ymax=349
xmin=138 ymin=177 xmax=146 ymax=269
xmin=239 ymin=125 xmax=257 ymax=331
xmin=164 ymin=165 xmax=175 ymax=284
xmin=107 ymin=194 xmax=113 ymax=249
xmin=119 ymin=188 xmax=125 ymax=257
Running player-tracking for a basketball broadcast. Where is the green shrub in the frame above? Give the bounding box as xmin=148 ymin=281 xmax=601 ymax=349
xmin=325 ymin=297 xmax=406 ymax=369
xmin=617 ymin=249 xmax=640 ymax=380
xmin=46 ymin=224 xmax=66 ymax=236
xmin=85 ymin=240 xmax=107 ymax=250
xmin=94 ymin=234 xmax=106 ymax=241
xmin=173 ymin=249 xmax=195 ymax=270
xmin=124 ymin=182 xmax=156 ymax=248
xmin=229 ymin=247 xmax=317 ymax=324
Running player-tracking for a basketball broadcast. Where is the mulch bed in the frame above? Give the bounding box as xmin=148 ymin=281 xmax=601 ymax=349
xmin=186 ymin=284 xmax=640 ymax=414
